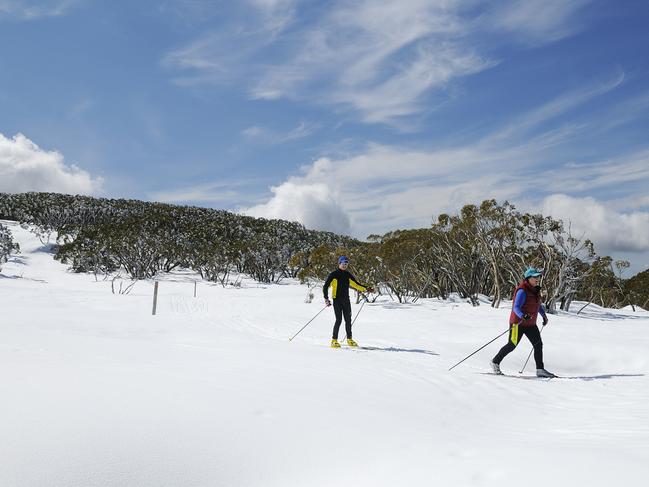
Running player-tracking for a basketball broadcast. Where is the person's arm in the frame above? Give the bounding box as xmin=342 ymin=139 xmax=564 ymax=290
xmin=513 ymin=289 xmax=526 ymax=318
xmin=539 ymin=304 xmax=548 ymax=324
xmin=348 ymin=272 xmax=370 ymax=293
xmin=323 ymin=272 xmax=334 ymax=300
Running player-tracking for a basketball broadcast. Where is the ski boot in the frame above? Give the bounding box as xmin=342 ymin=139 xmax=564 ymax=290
xmin=346 ymin=338 xmax=358 ymax=347
xmin=536 ymin=368 xmax=556 ymax=378
xmin=330 ymin=339 xmax=341 ymax=348
xmin=490 ymin=361 xmax=503 ymax=375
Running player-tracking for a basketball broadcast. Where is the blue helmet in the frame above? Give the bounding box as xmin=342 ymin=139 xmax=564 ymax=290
xmin=524 ymin=267 xmax=542 ymax=279
xmin=338 ymin=255 xmax=349 ymax=265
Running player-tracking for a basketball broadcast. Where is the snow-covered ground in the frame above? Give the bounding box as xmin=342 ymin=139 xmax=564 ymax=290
xmin=1 ymin=220 xmax=648 ymax=487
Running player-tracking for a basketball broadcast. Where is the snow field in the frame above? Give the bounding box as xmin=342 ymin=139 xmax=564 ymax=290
xmin=1 ymin=221 xmax=648 ymax=486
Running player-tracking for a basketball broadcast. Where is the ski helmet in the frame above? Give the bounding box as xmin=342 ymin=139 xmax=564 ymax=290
xmin=524 ymin=267 xmax=542 ymax=279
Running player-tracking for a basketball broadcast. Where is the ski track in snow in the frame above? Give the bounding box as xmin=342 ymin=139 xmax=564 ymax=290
xmin=1 ymin=220 xmax=648 ymax=487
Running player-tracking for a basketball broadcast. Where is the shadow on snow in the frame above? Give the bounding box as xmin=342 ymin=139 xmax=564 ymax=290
xmin=480 ymin=372 xmax=644 ymax=381
xmin=360 ymin=346 xmax=439 ymax=356
xmin=559 ymin=373 xmax=645 ymax=381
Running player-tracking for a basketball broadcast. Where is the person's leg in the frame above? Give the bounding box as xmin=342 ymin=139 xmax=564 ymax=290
xmin=492 ymin=324 xmax=520 ymax=365
xmin=523 ymin=325 xmax=544 ymax=369
xmin=342 ymin=300 xmax=353 ymax=339
xmin=332 ymin=300 xmax=343 ymax=340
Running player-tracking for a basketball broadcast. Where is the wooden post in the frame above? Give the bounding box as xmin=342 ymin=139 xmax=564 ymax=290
xmin=194 ymin=281 xmax=197 ymax=298
xmin=152 ymin=281 xmax=159 ymax=315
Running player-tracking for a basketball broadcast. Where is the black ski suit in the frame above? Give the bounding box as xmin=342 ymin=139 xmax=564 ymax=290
xmin=323 ymin=269 xmax=368 ymax=340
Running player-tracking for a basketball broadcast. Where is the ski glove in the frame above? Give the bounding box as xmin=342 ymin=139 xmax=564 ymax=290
xmin=542 ymin=316 xmax=549 ymax=326
xmin=367 ymin=287 xmax=375 ymax=293
xmin=325 ymin=299 xmax=332 ymax=307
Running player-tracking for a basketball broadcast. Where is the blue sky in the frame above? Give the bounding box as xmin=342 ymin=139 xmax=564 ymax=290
xmin=1 ymin=0 xmax=649 ymax=273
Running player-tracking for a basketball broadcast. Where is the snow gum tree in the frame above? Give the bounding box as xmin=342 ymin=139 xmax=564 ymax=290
xmin=0 ymin=223 xmax=20 ymax=271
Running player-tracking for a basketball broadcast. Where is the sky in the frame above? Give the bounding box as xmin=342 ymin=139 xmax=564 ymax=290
xmin=1 ymin=0 xmax=649 ymax=273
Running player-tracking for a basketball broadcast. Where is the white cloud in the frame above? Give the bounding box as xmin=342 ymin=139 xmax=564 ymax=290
xmin=161 ymin=32 xmax=234 ymax=78
xmin=242 ymin=126 xmax=266 ymax=139
xmin=326 ymin=43 xmax=494 ymax=125
xmin=243 ymin=181 xmax=352 ymax=234
xmin=161 ymin=0 xmax=296 ymax=84
xmin=238 ymin=78 xmax=649 ymax=239
xmin=541 ymin=194 xmax=649 ymax=253
xmin=249 ymin=0 xmax=494 ymax=125
xmin=242 ymin=121 xmax=319 ymax=144
xmin=0 ymin=0 xmax=80 ymax=20
xmin=485 ymin=72 xmax=626 ymax=144
xmin=0 ymin=133 xmax=102 ymax=195
xmin=157 ymin=0 xmax=223 ymax=23
xmin=485 ymin=0 xmax=592 ymax=45
xmin=68 ymin=97 xmax=94 ymax=119
xmin=248 ymin=0 xmax=296 ymax=36
xmin=239 ymin=143 xmax=524 ymax=237
xmin=163 ymin=0 xmax=592 ymax=126
xmin=538 ymin=149 xmax=649 ymax=194
xmin=242 ymin=142 xmax=649 ymax=256
xmin=148 ymin=180 xmax=261 ymax=204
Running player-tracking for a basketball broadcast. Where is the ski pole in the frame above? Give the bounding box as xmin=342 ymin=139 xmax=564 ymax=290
xmin=519 ymin=324 xmax=546 ymax=374
xmin=448 ymin=328 xmax=510 ymax=371
xmin=343 ymin=296 xmax=368 ymax=341
xmin=289 ymin=305 xmax=328 ymax=341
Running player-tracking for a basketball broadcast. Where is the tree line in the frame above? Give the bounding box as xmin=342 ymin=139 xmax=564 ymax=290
xmin=1 ymin=192 xmax=646 ymax=310
xmin=293 ymin=200 xmax=646 ymax=311
xmin=0 ymin=192 xmax=359 ymax=285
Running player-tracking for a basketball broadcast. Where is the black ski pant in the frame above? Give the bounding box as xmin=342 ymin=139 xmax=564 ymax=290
xmin=492 ymin=324 xmax=544 ymax=369
xmin=332 ymin=299 xmax=352 ymax=340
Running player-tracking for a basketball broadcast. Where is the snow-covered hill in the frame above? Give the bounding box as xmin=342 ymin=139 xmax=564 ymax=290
xmin=1 ymin=220 xmax=648 ymax=487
